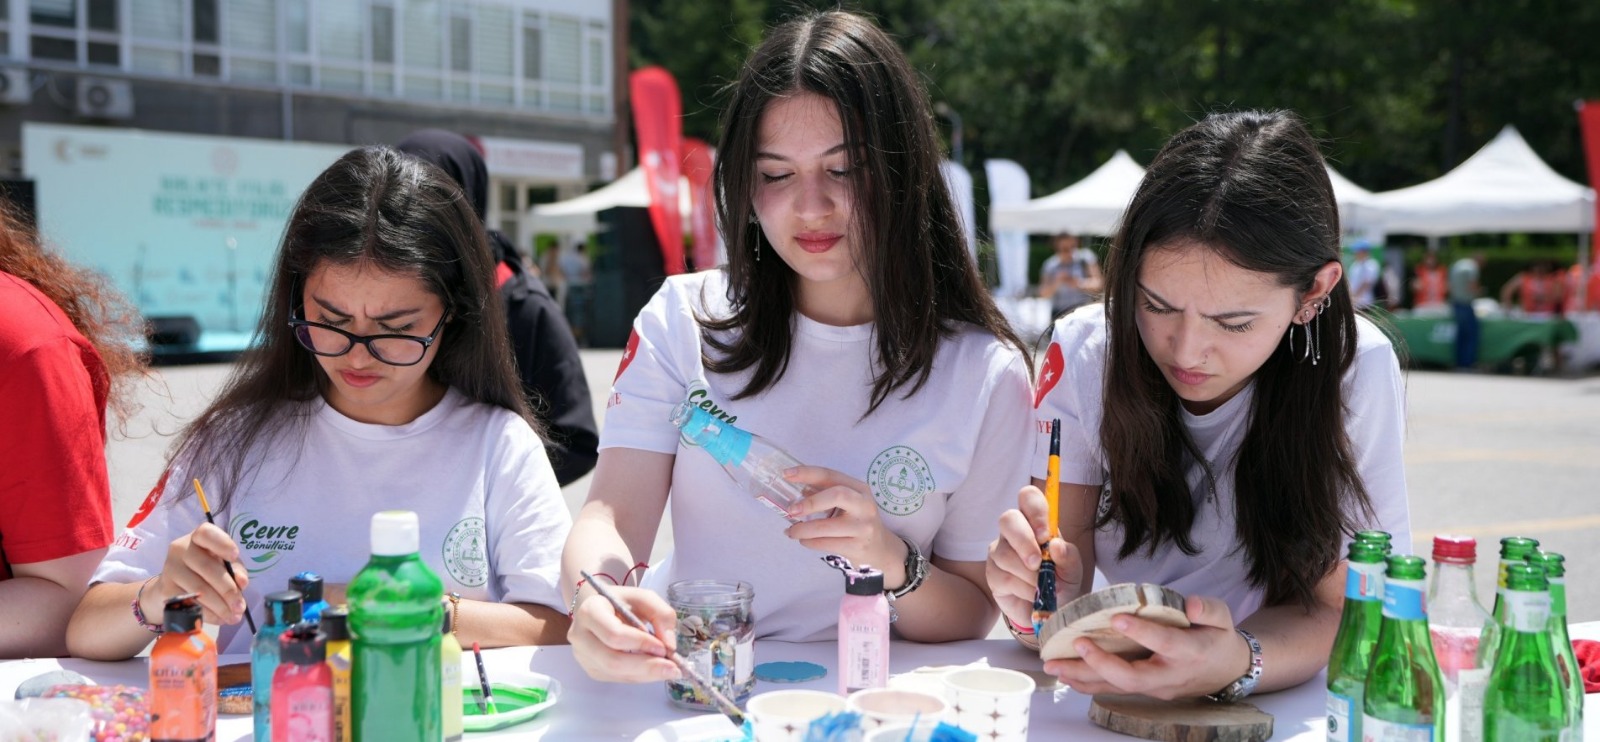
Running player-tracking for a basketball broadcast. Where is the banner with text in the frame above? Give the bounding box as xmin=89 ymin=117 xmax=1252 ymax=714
xmin=23 ymin=123 xmax=348 ymax=335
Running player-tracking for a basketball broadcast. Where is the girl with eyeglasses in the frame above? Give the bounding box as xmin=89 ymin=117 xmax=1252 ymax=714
xmin=68 ymin=147 xmax=572 ymax=659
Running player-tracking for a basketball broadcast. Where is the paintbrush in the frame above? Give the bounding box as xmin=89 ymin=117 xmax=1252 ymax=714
xmin=470 ymin=641 xmax=497 ymax=715
xmin=192 ymin=479 xmax=257 ymax=635
xmin=1031 ymin=420 xmax=1061 ymax=636
xmin=580 ymin=571 xmax=746 ymax=727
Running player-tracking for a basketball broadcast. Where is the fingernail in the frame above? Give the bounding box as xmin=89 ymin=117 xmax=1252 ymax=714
xmin=1112 ymin=617 xmax=1130 ymax=632
xmin=660 ymin=665 xmax=681 ymax=680
xmin=1075 ymin=639 xmax=1093 ymax=655
xmin=1027 ymin=554 xmax=1040 ymax=569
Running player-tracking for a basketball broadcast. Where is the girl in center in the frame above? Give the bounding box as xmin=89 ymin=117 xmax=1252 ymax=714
xmin=563 ymin=10 xmax=1035 ymax=682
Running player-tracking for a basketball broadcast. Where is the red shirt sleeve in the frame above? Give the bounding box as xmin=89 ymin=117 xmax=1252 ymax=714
xmin=0 ymin=337 xmax=114 ymax=579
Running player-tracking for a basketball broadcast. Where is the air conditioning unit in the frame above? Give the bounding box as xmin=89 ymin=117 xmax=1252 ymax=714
xmin=76 ymin=76 xmax=133 ymax=119
xmin=0 ymin=68 xmax=30 ymax=105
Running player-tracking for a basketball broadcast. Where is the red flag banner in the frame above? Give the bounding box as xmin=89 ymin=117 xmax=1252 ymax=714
xmin=630 ymin=66 xmax=685 ymax=275
xmin=681 ymin=138 xmax=716 ymax=271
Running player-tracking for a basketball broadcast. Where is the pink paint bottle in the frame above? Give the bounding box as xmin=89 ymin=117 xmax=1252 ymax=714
xmin=830 ymin=557 xmax=890 ymax=695
xmin=272 ymin=622 xmax=334 ymax=742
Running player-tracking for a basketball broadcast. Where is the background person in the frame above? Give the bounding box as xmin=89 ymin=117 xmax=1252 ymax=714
xmin=396 ymin=130 xmax=599 ymax=485
xmin=67 ymin=147 xmax=573 ymax=659
xmin=562 ymin=10 xmax=1035 ymax=685
xmin=1449 ymin=252 xmax=1485 ymax=369
xmin=1039 ymin=233 xmax=1103 ymax=317
xmin=987 ymin=110 xmax=1410 ymax=701
xmin=0 ymin=206 xmax=145 ymax=658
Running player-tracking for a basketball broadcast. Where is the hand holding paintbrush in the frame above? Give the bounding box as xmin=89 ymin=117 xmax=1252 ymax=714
xmin=580 ymin=571 xmax=746 ymax=727
xmin=192 ymin=479 xmax=257 ymax=635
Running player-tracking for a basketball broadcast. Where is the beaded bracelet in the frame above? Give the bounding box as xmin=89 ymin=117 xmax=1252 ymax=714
xmin=131 ymin=574 xmax=164 ymax=634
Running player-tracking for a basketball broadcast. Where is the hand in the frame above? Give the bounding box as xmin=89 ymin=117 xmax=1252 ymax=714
xmin=153 ymin=523 xmax=249 ymax=627
xmin=324 ymin=583 xmax=348 ymax=608
xmin=1042 ymin=595 xmax=1248 ymax=700
xmin=986 ymin=485 xmax=1084 ymax=631
xmin=781 ymin=466 xmax=905 ymax=579
xmin=568 ymin=585 xmax=682 ymax=683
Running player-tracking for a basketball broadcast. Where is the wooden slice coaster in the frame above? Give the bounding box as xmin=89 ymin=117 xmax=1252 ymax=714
xmin=218 ymin=662 xmax=253 ymax=715
xmin=1039 ymin=583 xmax=1190 ymax=661
xmin=1089 ymin=694 xmax=1273 ymax=742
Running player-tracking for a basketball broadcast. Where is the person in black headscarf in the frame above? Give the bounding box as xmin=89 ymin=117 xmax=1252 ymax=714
xmin=397 ymin=129 xmax=598 ymax=486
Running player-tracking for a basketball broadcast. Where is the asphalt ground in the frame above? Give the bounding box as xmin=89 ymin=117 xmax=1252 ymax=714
xmin=105 ymin=352 xmax=1600 ymax=628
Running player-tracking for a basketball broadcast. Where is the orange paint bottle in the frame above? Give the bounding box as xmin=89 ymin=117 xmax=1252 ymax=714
xmin=148 ymin=593 xmax=217 ymax=742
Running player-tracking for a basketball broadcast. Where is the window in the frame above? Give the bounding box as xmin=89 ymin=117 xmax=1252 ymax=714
xmin=371 ymin=5 xmax=394 ymax=64
xmin=476 ymin=5 xmax=512 ymax=76
xmin=88 ymin=0 xmax=117 ymax=32
xmin=31 ymin=36 xmax=74 ymax=61
xmin=521 ymin=25 xmax=540 ymax=80
xmin=87 ymin=41 xmax=118 ymax=65
xmin=402 ymin=1 xmax=441 ymax=70
xmin=316 ymin=2 xmax=362 ymax=60
xmin=30 ymin=0 xmax=74 ymax=28
xmin=450 ymin=14 xmax=470 ymax=73
xmin=226 ymin=0 xmax=276 ymax=52
xmin=286 ymin=0 xmax=309 ymax=55
xmin=193 ymin=0 xmax=219 ymax=44
xmin=544 ymin=16 xmax=579 ymax=85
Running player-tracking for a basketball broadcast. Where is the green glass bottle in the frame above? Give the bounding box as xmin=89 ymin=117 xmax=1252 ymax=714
xmin=1327 ymin=541 xmax=1389 ymax=742
xmin=1479 ymin=537 xmax=1540 ymax=671
xmin=1526 ymin=552 xmax=1582 ymax=741
xmin=1363 ymin=555 xmax=1445 ymax=741
xmin=1356 ymin=529 xmax=1394 ymax=555
xmin=1484 ymin=563 xmax=1566 ymax=741
xmin=349 ymin=511 xmax=444 ymax=742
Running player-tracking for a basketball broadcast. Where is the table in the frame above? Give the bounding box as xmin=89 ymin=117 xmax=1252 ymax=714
xmin=5 ymin=635 xmax=1595 ymax=740
xmin=1384 ymin=311 xmax=1580 ymax=371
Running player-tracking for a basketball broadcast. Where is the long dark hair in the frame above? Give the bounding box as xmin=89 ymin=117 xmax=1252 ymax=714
xmin=170 ymin=146 xmax=532 ymax=509
xmin=704 ymin=10 xmax=1028 ymax=411
xmin=0 ymin=204 xmax=146 ymax=423
xmin=1099 ymin=111 xmax=1373 ymax=609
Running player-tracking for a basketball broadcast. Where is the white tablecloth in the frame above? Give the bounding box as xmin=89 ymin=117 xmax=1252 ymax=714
xmin=5 ymin=631 xmax=1595 ymax=740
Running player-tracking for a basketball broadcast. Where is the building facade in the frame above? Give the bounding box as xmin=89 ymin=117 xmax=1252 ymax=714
xmin=0 ymin=0 xmax=619 ymax=250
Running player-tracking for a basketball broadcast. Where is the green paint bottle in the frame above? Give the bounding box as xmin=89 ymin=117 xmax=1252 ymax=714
xmin=349 ymin=511 xmax=444 ymax=742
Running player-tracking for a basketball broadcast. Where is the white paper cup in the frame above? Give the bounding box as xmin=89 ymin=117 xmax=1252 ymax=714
xmin=941 ymin=667 xmax=1035 ymax=741
xmin=845 ymin=688 xmax=950 ymax=731
xmin=745 ymin=689 xmax=848 ymax=742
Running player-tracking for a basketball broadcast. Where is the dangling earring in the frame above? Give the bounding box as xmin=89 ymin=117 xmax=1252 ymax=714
xmin=749 ymin=213 xmax=761 ymax=262
xmin=1311 ymin=295 xmax=1330 ymax=366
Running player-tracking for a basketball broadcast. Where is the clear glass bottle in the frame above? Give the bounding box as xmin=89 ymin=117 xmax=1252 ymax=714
xmin=1327 ymin=540 xmax=1388 ymax=742
xmin=1484 ymin=563 xmax=1565 ymax=741
xmin=1363 ymin=554 xmax=1445 ymax=741
xmin=671 ymin=401 xmax=823 ymax=523
xmin=666 ymin=579 xmax=755 ymax=711
xmin=1428 ymin=535 xmax=1493 ymax=742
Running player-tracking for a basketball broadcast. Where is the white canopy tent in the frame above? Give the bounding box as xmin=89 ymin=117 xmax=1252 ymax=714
xmin=1367 ymin=126 xmax=1596 ymax=236
xmin=527 ymin=168 xmax=691 ymax=235
xmin=989 ymin=150 xmax=1146 ymax=236
xmin=1326 ymin=165 xmax=1381 ymax=235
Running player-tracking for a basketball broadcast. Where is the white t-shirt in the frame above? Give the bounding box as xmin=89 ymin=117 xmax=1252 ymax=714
xmin=93 ymin=388 xmax=571 ymax=654
xmin=1031 ymin=305 xmax=1410 ymax=621
xmin=605 ymin=270 xmax=1034 ymax=642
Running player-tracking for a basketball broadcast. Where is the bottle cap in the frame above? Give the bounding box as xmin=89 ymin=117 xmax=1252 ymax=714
xmin=278 ymin=622 xmax=328 ymax=665
xmin=290 ymin=572 xmax=324 ymax=603
xmin=162 ymin=593 xmax=204 ymax=633
xmin=371 ymin=510 xmax=421 ymax=556
xmin=843 ymin=564 xmax=885 ymax=596
xmin=320 ymin=607 xmax=349 ymax=641
xmin=1432 ymin=535 xmax=1476 ymax=563
xmin=265 ymin=590 xmax=303 ymax=626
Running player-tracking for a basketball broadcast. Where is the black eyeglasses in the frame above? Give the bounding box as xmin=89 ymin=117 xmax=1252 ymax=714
xmin=288 ymin=312 xmax=449 ymax=366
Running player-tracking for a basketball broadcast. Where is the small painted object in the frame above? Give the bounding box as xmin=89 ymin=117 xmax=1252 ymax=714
xmin=753 ymin=661 xmax=828 ymax=684
xmin=13 ymin=671 xmax=92 ymax=700
xmin=666 ymin=580 xmax=756 ymax=710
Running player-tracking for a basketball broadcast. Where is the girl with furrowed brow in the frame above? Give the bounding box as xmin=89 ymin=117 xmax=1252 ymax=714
xmin=987 ymin=111 xmax=1410 ymax=702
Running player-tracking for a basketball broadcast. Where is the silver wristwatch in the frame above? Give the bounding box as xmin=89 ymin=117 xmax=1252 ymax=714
xmin=1206 ymin=628 xmax=1263 ymax=703
xmin=889 ymin=537 xmax=929 ymax=599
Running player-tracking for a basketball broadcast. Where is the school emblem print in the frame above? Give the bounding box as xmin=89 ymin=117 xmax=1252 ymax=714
xmin=867 ymin=446 xmax=935 ymax=515
xmin=442 ymin=517 xmax=489 ymax=587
